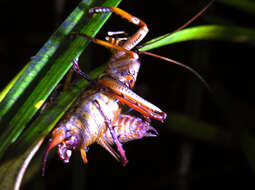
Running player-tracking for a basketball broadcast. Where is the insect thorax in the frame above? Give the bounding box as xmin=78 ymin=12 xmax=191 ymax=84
xmin=104 ymin=56 xmax=141 ymax=88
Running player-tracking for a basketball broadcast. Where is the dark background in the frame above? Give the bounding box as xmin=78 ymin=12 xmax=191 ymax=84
xmin=1 ymin=0 xmax=254 ymax=189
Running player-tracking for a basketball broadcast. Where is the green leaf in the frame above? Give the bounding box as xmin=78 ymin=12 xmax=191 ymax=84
xmin=0 ymin=65 xmax=103 ymax=190
xmin=18 ymin=66 xmax=105 ymax=150
xmin=167 ymin=113 xmax=233 ymax=147
xmin=168 ymin=112 xmax=255 ymax=173
xmin=139 ymin=25 xmax=255 ymax=52
xmin=0 ymin=64 xmax=28 ymax=103
xmin=218 ymin=0 xmax=255 ymax=15
xmin=0 ymin=0 xmax=121 ymax=187
xmin=0 ymin=65 xmax=104 ymax=190
xmin=0 ymin=0 xmax=121 ymax=160
xmin=5 ymin=109 xmax=253 ymax=188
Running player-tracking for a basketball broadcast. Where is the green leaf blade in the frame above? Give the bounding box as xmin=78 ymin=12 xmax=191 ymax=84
xmin=0 ymin=0 xmax=121 ymax=160
xmin=139 ymin=25 xmax=255 ymax=52
xmin=0 ymin=1 xmax=85 ymax=120
xmin=218 ymin=0 xmax=255 ymax=15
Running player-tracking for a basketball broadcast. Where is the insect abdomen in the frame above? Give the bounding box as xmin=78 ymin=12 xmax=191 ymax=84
xmin=103 ymin=114 xmax=158 ymax=144
xmin=70 ymin=90 xmax=121 ymax=147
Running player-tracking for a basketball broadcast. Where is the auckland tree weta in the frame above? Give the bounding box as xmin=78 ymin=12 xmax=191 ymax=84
xmin=42 ymin=4 xmax=212 ymax=175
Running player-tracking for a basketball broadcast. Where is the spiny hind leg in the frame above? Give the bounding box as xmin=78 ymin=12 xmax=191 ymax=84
xmin=89 ymin=7 xmax=146 ymax=29
xmin=93 ymin=99 xmax=128 ymax=165
xmin=89 ymin=7 xmax=148 ymax=50
xmin=98 ymin=77 xmax=167 ymax=122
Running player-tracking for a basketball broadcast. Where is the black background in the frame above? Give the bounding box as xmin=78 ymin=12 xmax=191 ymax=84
xmin=1 ymin=0 xmax=254 ymax=189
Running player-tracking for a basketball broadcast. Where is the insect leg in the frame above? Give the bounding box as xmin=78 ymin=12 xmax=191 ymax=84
xmin=98 ymin=76 xmax=167 ymax=122
xmin=105 ymin=36 xmax=128 ymax=49
xmin=93 ymin=99 xmax=128 ymax=165
xmin=89 ymin=7 xmax=148 ymax=51
xmin=72 ymin=58 xmax=92 ymax=82
xmin=77 ymin=33 xmax=138 ymax=59
xmin=97 ymin=137 xmax=120 ymax=162
xmin=105 ymin=31 xmax=128 ymax=47
xmin=107 ymin=31 xmax=127 ymax=36
xmin=80 ymin=148 xmax=88 ymax=164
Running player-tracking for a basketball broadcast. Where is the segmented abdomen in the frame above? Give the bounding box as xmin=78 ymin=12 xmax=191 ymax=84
xmin=61 ymin=89 xmax=121 ymax=147
xmin=103 ymin=114 xmax=158 ymax=144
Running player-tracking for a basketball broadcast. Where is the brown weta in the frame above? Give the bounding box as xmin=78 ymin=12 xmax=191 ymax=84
xmin=42 ymin=6 xmax=167 ymax=175
xmin=42 ymin=3 xmax=213 ymax=175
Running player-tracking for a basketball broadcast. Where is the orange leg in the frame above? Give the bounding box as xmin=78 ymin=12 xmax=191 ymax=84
xmin=98 ymin=76 xmax=167 ymax=122
xmin=80 ymin=148 xmax=88 ymax=164
xmin=77 ymin=33 xmax=138 ymax=59
xmin=75 ymin=7 xmax=166 ymax=122
xmin=72 ymin=60 xmax=166 ymax=122
xmin=89 ymin=7 xmax=149 ymax=52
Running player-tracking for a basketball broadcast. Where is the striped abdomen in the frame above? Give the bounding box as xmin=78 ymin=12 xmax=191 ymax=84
xmin=103 ymin=114 xmax=158 ymax=144
xmin=43 ymin=89 xmax=121 ymax=166
xmin=61 ymin=89 xmax=121 ymax=148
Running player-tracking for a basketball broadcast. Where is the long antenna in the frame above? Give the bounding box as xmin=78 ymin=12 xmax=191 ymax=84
xmin=171 ymin=0 xmax=215 ymax=35
xmin=140 ymin=51 xmax=212 ymax=93
xmin=140 ymin=0 xmax=214 ymax=48
xmin=138 ymin=0 xmax=214 ymax=92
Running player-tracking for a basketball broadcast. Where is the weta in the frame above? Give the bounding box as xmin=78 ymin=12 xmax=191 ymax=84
xmin=42 ymin=3 xmax=212 ymax=175
xmin=42 ymin=7 xmax=166 ymax=175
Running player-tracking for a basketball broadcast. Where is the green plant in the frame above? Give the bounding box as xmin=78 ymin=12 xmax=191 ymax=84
xmin=1 ymin=0 xmax=255 ymax=189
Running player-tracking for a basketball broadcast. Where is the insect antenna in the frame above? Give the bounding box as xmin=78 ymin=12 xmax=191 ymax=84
xmin=139 ymin=0 xmax=214 ymax=49
xmin=139 ymin=51 xmax=212 ymax=93
xmin=138 ymin=0 xmax=214 ymax=92
xmin=171 ymin=0 xmax=214 ymax=35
